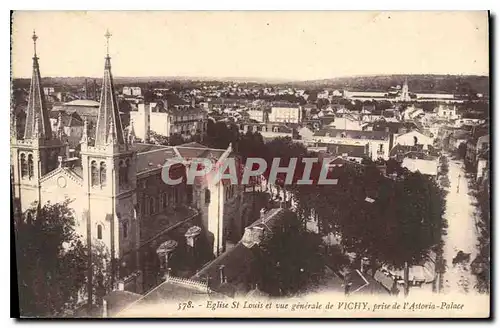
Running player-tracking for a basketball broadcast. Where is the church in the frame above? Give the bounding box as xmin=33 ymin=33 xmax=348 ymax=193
xmin=11 ymin=31 xmax=250 ymax=299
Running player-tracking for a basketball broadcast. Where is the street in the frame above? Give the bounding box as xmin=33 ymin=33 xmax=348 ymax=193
xmin=441 ymin=157 xmax=479 ymax=294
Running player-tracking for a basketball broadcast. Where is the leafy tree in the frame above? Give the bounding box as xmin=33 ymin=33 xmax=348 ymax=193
xmin=169 ymin=133 xmax=185 ymax=146
xmin=148 ymin=131 xmax=169 ymax=145
xmin=238 ymin=131 xmax=266 ymax=162
xmin=204 ymin=121 xmax=239 ymax=150
xmin=292 ymin=160 xmax=447 ymax=273
xmin=457 ymin=142 xmax=467 ymax=160
xmin=471 ymin=176 xmax=491 ymax=293
xmin=15 ymin=200 xmax=109 ymax=317
xmin=254 ymin=211 xmax=326 ymax=296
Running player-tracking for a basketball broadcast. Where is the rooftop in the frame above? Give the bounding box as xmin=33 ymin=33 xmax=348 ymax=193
xmin=140 ymin=206 xmax=198 ymax=245
xmin=191 ymin=208 xmax=285 ymax=294
xmin=64 ymin=99 xmax=100 ymax=107
xmin=314 ymin=128 xmax=389 ymax=141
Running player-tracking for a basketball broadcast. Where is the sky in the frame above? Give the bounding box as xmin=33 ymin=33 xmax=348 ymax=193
xmin=11 ymin=11 xmax=489 ymax=81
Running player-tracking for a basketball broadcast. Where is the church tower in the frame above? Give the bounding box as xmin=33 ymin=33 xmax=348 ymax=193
xmin=400 ymin=77 xmax=410 ymax=102
xmin=11 ymin=31 xmax=66 ymax=211
xmin=80 ymin=30 xmax=139 ymax=288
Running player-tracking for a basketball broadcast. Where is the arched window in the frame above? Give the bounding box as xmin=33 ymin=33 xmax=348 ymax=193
xmin=149 ymin=197 xmax=155 ymax=215
xmin=122 ymin=220 xmax=128 ymax=239
xmin=205 ymin=188 xmax=211 ymax=204
xmin=159 ymin=192 xmax=164 ymax=210
xmin=97 ymin=224 xmax=103 ymax=240
xmin=91 ymin=161 xmax=99 ymax=186
xmin=100 ymin=162 xmax=107 ymax=187
xmin=27 ymin=154 xmax=34 ymax=179
xmin=173 ymin=188 xmax=178 ymax=204
xmin=124 ymin=159 xmax=130 ymax=183
xmin=20 ymin=153 xmax=28 ymax=178
xmin=118 ymin=160 xmax=125 ymax=185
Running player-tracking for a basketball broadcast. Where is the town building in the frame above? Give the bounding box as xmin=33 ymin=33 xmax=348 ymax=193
xmin=268 ymin=102 xmax=302 ymax=124
xmin=394 ymin=130 xmax=435 ymax=151
xmin=436 ymin=105 xmax=460 ymax=120
xmin=123 ymin=86 xmax=142 ymax=97
xmin=401 ymin=158 xmax=439 ymax=178
xmin=130 ymin=101 xmax=208 ymax=142
xmin=307 ymin=128 xmax=392 ymax=160
xmin=247 ymin=109 xmax=266 ymax=123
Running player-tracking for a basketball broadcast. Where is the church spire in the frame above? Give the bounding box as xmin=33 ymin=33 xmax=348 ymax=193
xmin=94 ymin=30 xmax=125 ymax=147
xmin=24 ymin=30 xmax=52 ymax=141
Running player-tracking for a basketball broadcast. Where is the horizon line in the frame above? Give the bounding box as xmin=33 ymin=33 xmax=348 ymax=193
xmin=11 ymin=72 xmax=490 ymax=83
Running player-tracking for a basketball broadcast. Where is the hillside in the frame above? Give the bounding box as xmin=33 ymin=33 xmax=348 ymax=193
xmin=12 ymin=74 xmax=489 ymax=97
xmin=291 ymin=74 xmax=489 ymax=96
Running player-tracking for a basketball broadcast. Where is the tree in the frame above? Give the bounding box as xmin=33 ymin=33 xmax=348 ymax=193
xmin=204 ymin=121 xmax=239 ymax=150
xmin=238 ymin=131 xmax=266 ymax=162
xmin=255 ymin=211 xmax=326 ymax=296
xmin=169 ymin=133 xmax=185 ymax=146
xmin=15 ymin=200 xmax=109 ymax=317
xmin=471 ymin=176 xmax=491 ymax=294
xmin=457 ymin=142 xmax=467 ymax=160
xmin=148 ymin=131 xmax=169 ymax=145
xmin=292 ymin=160 xmax=447 ymax=274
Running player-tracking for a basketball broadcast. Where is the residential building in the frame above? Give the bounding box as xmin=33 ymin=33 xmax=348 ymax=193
xmin=130 ymin=102 xmax=208 ymax=142
xmin=247 ymin=109 xmax=266 ymax=123
xmin=436 ymin=105 xmax=460 ymax=120
xmin=327 ymin=115 xmax=363 ymax=131
xmin=308 ymin=128 xmax=392 ymax=160
xmin=238 ymin=123 xmax=294 ymax=142
xmin=394 ymin=130 xmax=434 ymax=150
xmin=401 ymin=158 xmax=439 ymax=178
xmin=123 ymin=87 xmax=142 ymax=97
xmin=268 ymin=103 xmax=302 ymax=124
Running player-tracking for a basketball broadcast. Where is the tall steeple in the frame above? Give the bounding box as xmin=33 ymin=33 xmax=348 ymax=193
xmin=94 ymin=30 xmax=125 ymax=147
xmin=23 ymin=30 xmax=52 ymax=140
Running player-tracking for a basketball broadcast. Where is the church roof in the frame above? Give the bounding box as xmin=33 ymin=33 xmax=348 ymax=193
xmin=64 ymin=99 xmax=100 ymax=107
xmin=23 ymin=31 xmax=52 ymax=141
xmin=191 ymin=208 xmax=285 ymax=296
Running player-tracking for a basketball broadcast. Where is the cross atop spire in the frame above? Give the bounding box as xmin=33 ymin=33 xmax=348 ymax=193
xmin=24 ymin=30 xmax=52 ymax=141
xmin=94 ymin=30 xmax=125 ymax=148
xmin=32 ymin=30 xmax=38 ymax=58
xmin=105 ymin=29 xmax=112 ymax=58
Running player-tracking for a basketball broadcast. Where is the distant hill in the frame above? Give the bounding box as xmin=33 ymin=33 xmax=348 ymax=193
xmin=290 ymin=74 xmax=489 ymax=96
xmin=12 ymin=74 xmax=489 ymax=96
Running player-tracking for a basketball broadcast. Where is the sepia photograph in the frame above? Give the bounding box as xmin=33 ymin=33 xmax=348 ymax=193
xmin=10 ymin=10 xmax=490 ymax=318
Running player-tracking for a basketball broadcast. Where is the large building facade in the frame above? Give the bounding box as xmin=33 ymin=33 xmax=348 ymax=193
xmin=11 ymin=32 xmax=243 ymax=299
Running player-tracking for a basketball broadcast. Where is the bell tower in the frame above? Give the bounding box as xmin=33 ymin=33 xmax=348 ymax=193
xmin=11 ymin=31 xmax=66 ymax=211
xmin=80 ymin=30 xmax=139 ymax=288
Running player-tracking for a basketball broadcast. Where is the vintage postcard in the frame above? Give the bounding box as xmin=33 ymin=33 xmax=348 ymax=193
xmin=10 ymin=11 xmax=490 ymax=318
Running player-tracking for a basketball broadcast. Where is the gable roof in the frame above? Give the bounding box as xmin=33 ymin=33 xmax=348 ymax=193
xmin=314 ymin=128 xmax=389 ymax=141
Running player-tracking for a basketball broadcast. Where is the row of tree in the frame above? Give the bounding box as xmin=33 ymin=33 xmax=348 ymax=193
xmin=470 ymin=174 xmax=491 ymax=294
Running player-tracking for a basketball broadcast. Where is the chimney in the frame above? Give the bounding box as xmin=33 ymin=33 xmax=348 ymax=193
xmin=218 ymin=265 xmax=227 ymax=284
xmin=260 ymin=208 xmax=266 ymax=221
